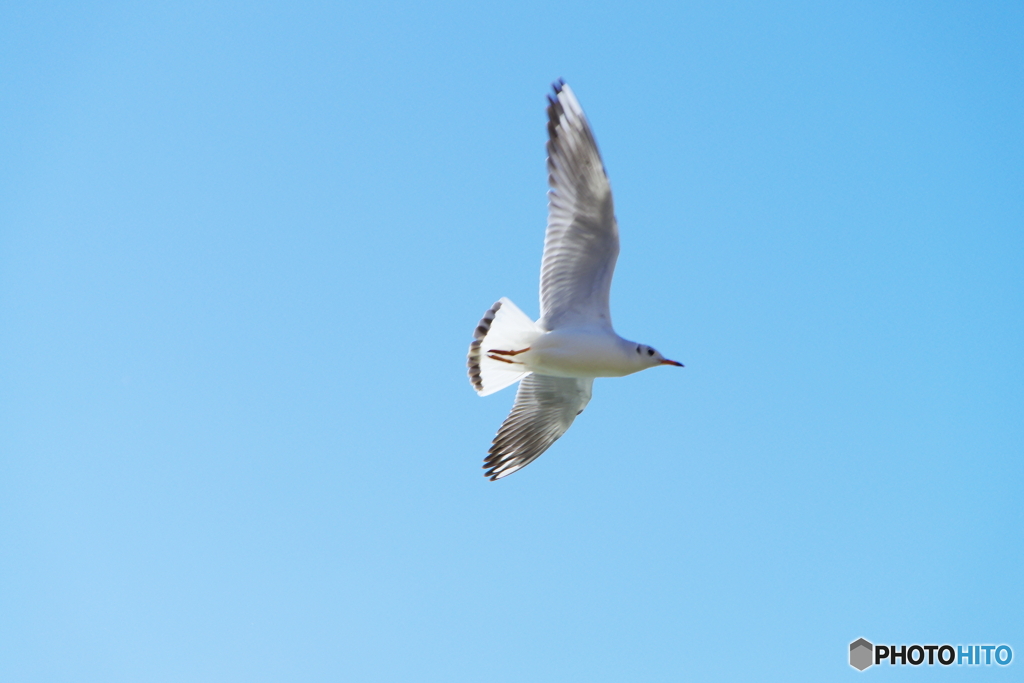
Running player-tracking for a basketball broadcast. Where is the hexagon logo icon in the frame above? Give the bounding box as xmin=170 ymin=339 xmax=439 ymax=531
xmin=850 ymin=638 xmax=874 ymax=671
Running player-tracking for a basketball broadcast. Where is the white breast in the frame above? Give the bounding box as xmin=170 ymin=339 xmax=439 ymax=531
xmin=522 ymin=328 xmax=640 ymax=378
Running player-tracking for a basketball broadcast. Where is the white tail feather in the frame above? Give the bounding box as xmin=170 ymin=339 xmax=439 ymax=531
xmin=467 ymin=297 xmax=543 ymax=396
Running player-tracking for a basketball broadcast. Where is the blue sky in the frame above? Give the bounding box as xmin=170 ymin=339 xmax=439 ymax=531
xmin=1 ymin=1 xmax=1021 ymax=681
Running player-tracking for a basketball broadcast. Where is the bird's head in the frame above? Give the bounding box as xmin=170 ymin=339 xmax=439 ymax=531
xmin=633 ymin=343 xmax=684 ymax=369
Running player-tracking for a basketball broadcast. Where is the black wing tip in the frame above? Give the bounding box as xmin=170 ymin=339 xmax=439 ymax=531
xmin=482 ymin=461 xmax=505 ymax=481
xmin=547 ymin=79 xmax=567 ymax=115
xmin=546 ymin=82 xmax=567 ymax=140
xmin=483 ymin=452 xmax=522 ymax=480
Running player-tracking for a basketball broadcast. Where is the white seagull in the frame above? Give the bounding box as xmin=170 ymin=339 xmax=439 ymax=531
xmin=468 ymin=80 xmax=683 ymax=480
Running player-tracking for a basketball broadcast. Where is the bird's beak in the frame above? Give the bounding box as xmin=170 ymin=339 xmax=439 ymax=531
xmin=660 ymin=359 xmax=684 ymax=367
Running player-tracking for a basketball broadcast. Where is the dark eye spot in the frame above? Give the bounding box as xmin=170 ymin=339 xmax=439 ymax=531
xmin=636 ymin=345 xmax=641 ymax=354
xmin=648 ymin=348 xmax=655 ymax=356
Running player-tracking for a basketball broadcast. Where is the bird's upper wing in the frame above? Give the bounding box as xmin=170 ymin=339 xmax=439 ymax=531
xmin=539 ymin=81 xmax=619 ymax=331
xmin=483 ymin=374 xmax=593 ymax=480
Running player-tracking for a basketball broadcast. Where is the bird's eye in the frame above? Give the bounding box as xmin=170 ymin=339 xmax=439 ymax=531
xmin=648 ymin=348 xmax=655 ymax=356
xmin=636 ymin=345 xmax=641 ymax=354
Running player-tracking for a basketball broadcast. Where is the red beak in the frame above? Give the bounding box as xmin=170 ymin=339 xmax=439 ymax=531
xmin=660 ymin=359 xmax=684 ymax=367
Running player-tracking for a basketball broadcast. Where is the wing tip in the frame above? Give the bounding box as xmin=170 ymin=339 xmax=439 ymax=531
xmin=546 ymin=78 xmax=572 ymax=134
xmin=483 ymin=459 xmax=521 ymax=481
xmin=483 ymin=429 xmax=528 ymax=480
xmin=544 ymin=79 xmax=606 ymax=182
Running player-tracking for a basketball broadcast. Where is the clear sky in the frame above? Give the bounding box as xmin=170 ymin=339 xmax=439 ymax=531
xmin=1 ymin=2 xmax=1021 ymax=681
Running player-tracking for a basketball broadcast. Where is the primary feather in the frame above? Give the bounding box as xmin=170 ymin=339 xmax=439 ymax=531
xmin=540 ymin=80 xmax=619 ymax=331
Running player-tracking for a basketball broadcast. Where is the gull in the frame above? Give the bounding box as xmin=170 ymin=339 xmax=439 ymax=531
xmin=467 ymin=80 xmax=683 ymax=480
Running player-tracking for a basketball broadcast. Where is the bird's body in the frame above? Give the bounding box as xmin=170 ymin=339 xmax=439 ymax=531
xmin=468 ymin=80 xmax=682 ymax=480
xmin=504 ymin=328 xmax=658 ymax=379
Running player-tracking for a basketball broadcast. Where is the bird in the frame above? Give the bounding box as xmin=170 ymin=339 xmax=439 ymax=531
xmin=467 ymin=79 xmax=683 ymax=480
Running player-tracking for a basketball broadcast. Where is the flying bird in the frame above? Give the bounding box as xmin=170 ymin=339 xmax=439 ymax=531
xmin=468 ymin=80 xmax=683 ymax=480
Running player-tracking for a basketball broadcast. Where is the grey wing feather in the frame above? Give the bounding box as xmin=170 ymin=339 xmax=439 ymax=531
xmin=483 ymin=374 xmax=594 ymax=480
xmin=539 ymin=80 xmax=619 ymax=331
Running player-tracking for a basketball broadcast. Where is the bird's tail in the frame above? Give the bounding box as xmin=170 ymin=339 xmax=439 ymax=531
xmin=467 ymin=298 xmax=543 ymax=396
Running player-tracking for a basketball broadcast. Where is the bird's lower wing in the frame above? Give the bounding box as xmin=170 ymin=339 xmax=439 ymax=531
xmin=483 ymin=374 xmax=594 ymax=480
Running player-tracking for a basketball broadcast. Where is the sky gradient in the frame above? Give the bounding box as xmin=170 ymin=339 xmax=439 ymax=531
xmin=2 ymin=2 xmax=1022 ymax=681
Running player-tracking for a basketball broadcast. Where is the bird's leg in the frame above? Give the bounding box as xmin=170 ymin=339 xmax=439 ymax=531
xmin=488 ymin=347 xmax=531 ymax=356
xmin=487 ymin=347 xmax=530 ymax=365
